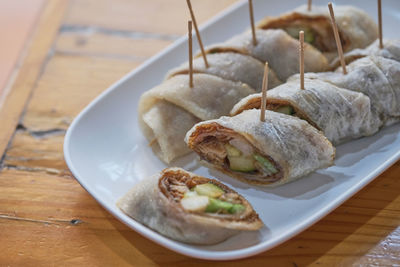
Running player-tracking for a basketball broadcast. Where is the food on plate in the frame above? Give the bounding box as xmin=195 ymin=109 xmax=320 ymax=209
xmin=138 ymin=4 xmax=380 ymax=164
xmin=258 ymin=5 xmax=378 ymax=61
xmin=117 ymin=167 xmax=263 ymax=245
xmin=139 ymin=73 xmax=255 ymax=163
xmin=303 ymin=56 xmax=400 ymax=126
xmin=203 ymin=29 xmax=329 ymax=81
xmin=231 ymin=78 xmax=380 ymax=145
xmin=331 ymin=39 xmax=400 ymax=68
xmin=167 ymin=52 xmax=282 ymax=91
xmin=185 ymin=109 xmax=335 ymax=187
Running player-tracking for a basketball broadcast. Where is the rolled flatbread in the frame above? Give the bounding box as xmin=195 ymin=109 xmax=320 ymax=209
xmin=139 ymin=74 xmax=255 ymax=163
xmin=202 ymin=29 xmax=329 ymax=81
xmin=117 ymin=167 xmax=263 ymax=245
xmin=231 ymin=78 xmax=380 ymax=145
xmin=185 ymin=110 xmax=335 ymax=187
xmin=258 ymin=5 xmax=378 ymax=61
xmin=331 ymin=39 xmax=400 ymax=68
xmin=140 ymin=101 xmax=200 ymax=163
xmin=166 ymin=52 xmax=282 ymax=91
xmin=302 ymin=56 xmax=400 ymax=126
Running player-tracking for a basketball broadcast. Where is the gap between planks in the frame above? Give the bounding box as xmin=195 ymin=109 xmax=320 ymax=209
xmin=0 ymin=0 xmax=69 ymax=163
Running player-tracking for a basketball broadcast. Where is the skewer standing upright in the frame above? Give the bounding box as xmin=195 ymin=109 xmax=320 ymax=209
xmin=186 ymin=0 xmax=209 ymax=68
xmin=328 ymin=2 xmax=347 ymax=75
xmin=299 ymin=31 xmax=305 ymax=90
xmin=248 ymin=0 xmax=257 ymax=46
xmin=378 ymin=0 xmax=383 ymax=49
xmin=188 ymin=20 xmax=193 ymax=88
xmin=308 ymin=0 xmax=312 ymax=11
xmin=260 ymin=63 xmax=269 ymax=122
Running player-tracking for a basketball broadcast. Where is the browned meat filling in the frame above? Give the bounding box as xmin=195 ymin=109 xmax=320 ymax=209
xmin=187 ymin=123 xmax=283 ymax=184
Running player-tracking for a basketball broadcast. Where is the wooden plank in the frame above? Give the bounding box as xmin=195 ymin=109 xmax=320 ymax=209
xmin=55 ymin=32 xmax=172 ymax=60
xmin=20 ymin=54 xmax=139 ymax=131
xmin=0 ymin=169 xmax=187 ymax=266
xmin=0 ymin=167 xmax=399 ymax=265
xmin=0 ymin=0 xmax=69 ymax=159
xmin=64 ymin=0 xmax=238 ymax=35
xmin=3 ymin=131 xmax=67 ymax=174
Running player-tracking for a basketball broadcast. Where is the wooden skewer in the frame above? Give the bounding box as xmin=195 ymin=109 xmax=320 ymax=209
xmin=308 ymin=0 xmax=312 ymax=11
xmin=328 ymin=2 xmax=347 ymax=75
xmin=299 ymin=31 xmax=305 ymax=90
xmin=378 ymin=0 xmax=383 ymax=49
xmin=186 ymin=0 xmax=209 ymax=68
xmin=188 ymin=20 xmax=193 ymax=88
xmin=248 ymin=0 xmax=257 ymax=46
xmin=260 ymin=63 xmax=269 ymax=122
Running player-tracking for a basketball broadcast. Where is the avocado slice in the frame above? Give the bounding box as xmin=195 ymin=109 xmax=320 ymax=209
xmin=253 ymin=154 xmax=278 ymax=174
xmin=275 ymin=105 xmax=294 ymax=115
xmin=228 ymin=155 xmax=256 ymax=172
xmin=194 ymin=183 xmax=224 ymax=198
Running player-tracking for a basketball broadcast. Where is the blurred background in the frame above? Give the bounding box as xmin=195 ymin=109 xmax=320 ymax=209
xmin=0 ymin=0 xmax=44 ymax=102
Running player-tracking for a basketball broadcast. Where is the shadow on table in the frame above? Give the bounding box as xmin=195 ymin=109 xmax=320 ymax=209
xmin=93 ymin=165 xmax=400 ymax=266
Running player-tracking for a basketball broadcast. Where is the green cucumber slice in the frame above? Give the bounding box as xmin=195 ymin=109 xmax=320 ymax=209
xmin=253 ymin=154 xmax=278 ymax=174
xmin=228 ymin=155 xmax=256 ymax=172
xmin=205 ymin=198 xmax=233 ymax=213
xmin=285 ymin=26 xmax=315 ymax=44
xmin=304 ymin=31 xmax=315 ymax=44
xmin=205 ymin=198 xmax=245 ymax=214
xmin=229 ymin=204 xmax=246 ymax=214
xmin=286 ymin=27 xmax=301 ymax=39
xmin=194 ymin=183 xmax=224 ymax=198
xmin=275 ymin=105 xmax=294 ymax=115
xmin=224 ymin=143 xmax=241 ymax=157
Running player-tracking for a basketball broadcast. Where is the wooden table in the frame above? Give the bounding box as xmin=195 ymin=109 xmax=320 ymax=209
xmin=1 ymin=0 xmax=399 ymax=265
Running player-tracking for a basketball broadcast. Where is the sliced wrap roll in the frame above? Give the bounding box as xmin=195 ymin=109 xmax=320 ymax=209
xmin=302 ymin=56 xmax=400 ymax=126
xmin=258 ymin=5 xmax=378 ymax=61
xmin=331 ymin=39 xmax=400 ymax=68
xmin=117 ymin=167 xmax=263 ymax=245
xmin=230 ymin=78 xmax=380 ymax=145
xmin=167 ymin=52 xmax=282 ymax=91
xmin=202 ymin=29 xmax=328 ymax=81
xmin=139 ymin=74 xmax=255 ymax=163
xmin=185 ymin=110 xmax=335 ymax=187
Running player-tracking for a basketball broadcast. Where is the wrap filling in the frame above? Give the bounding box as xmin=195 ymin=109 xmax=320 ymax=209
xmin=260 ymin=15 xmax=348 ymax=53
xmin=187 ymin=123 xmax=283 ymax=183
xmin=159 ymin=169 xmax=258 ymax=219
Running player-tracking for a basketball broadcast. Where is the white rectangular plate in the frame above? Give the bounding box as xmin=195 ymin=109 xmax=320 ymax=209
xmin=64 ymin=0 xmax=400 ymax=261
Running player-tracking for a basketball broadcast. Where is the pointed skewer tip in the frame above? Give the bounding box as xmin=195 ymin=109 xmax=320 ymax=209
xmin=186 ymin=0 xmax=209 ymax=68
xmin=328 ymin=2 xmax=347 ymax=75
xmin=248 ymin=0 xmax=257 ymax=46
xmin=260 ymin=62 xmax=269 ymax=122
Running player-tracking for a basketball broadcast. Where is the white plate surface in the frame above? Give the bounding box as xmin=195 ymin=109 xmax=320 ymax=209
xmin=64 ymin=0 xmax=400 ymax=261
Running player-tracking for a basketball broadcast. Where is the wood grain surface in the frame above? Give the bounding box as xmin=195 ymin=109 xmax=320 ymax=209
xmin=0 ymin=0 xmax=399 ymax=266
